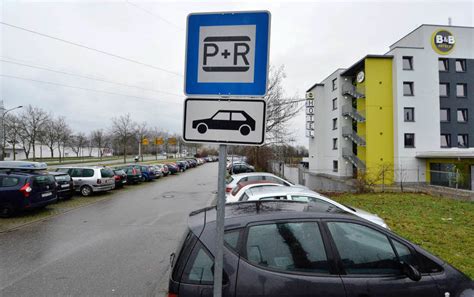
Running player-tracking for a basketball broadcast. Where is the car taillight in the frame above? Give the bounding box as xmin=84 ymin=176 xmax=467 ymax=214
xmin=114 ymin=175 xmax=120 ymax=181
xmin=225 ymin=186 xmax=232 ymax=193
xmin=168 ymin=293 xmax=178 ymax=297
xmin=132 ymin=168 xmax=137 ymax=174
xmin=20 ymin=182 xmax=32 ymax=198
xmin=97 ymin=179 xmax=102 ymax=184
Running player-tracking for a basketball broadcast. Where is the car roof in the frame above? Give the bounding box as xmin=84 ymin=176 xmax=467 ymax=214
xmin=231 ymin=172 xmax=278 ymax=178
xmin=237 ymin=180 xmax=280 ymax=187
xmin=0 ymin=161 xmax=48 ymax=170
xmin=189 ymin=201 xmax=356 ymax=235
xmin=48 ymin=171 xmax=69 ymax=176
xmin=246 ymin=186 xmax=315 ymax=198
xmin=56 ymin=166 xmax=105 ymax=169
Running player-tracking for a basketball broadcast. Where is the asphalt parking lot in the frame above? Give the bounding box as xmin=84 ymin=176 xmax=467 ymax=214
xmin=0 ymin=162 xmax=217 ymax=297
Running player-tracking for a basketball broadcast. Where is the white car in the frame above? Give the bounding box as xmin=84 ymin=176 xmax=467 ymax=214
xmin=226 ymin=181 xmax=284 ymax=203
xmin=240 ymin=186 xmax=389 ymax=228
xmin=225 ymin=172 xmax=300 ymax=194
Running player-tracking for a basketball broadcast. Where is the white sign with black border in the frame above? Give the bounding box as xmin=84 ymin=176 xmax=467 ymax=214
xmin=183 ymin=98 xmax=266 ymax=145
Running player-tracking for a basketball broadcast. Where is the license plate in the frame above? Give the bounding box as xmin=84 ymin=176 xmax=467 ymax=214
xmin=42 ymin=192 xmax=52 ymax=197
xmin=61 ymin=184 xmax=70 ymax=188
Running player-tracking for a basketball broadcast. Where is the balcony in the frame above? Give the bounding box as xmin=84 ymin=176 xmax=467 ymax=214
xmin=342 ymin=104 xmax=365 ymax=122
xmin=342 ymin=126 xmax=366 ymax=146
xmin=342 ymin=85 xmax=365 ymax=99
xmin=342 ymin=147 xmax=366 ymax=170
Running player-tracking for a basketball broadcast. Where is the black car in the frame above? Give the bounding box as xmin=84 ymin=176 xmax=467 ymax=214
xmin=113 ymin=169 xmax=127 ymax=188
xmin=118 ymin=166 xmax=142 ymax=184
xmin=176 ymin=161 xmax=187 ymax=172
xmin=169 ymin=201 xmax=473 ymax=297
xmin=49 ymin=171 xmax=74 ymax=200
xmin=228 ymin=163 xmax=255 ymax=174
xmin=192 ymin=110 xmax=256 ymax=136
xmin=0 ymin=162 xmax=58 ymax=217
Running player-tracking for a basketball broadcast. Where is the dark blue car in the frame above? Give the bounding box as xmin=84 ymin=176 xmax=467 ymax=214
xmin=0 ymin=169 xmax=58 ymax=217
xmin=169 ymin=201 xmax=473 ymax=297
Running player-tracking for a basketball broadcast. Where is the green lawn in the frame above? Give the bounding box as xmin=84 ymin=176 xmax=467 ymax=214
xmin=328 ymin=192 xmax=474 ymax=278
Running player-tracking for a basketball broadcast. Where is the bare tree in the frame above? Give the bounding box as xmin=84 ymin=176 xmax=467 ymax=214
xmin=4 ymin=114 xmax=22 ymax=160
xmin=55 ymin=117 xmax=71 ymax=162
xmin=44 ymin=116 xmax=60 ymax=158
xmin=70 ymin=132 xmax=87 ymax=158
xmin=265 ymin=65 xmax=303 ymax=144
xmin=19 ymin=105 xmax=49 ymax=160
xmin=91 ymin=129 xmax=108 ymax=160
xmin=111 ymin=113 xmax=136 ymax=163
xmin=135 ymin=122 xmax=148 ymax=161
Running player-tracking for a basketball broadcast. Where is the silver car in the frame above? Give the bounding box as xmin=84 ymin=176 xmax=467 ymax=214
xmin=238 ymin=186 xmax=389 ymax=228
xmin=56 ymin=166 xmax=115 ymax=196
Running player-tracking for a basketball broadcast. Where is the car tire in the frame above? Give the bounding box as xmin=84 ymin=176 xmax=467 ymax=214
xmin=197 ymin=123 xmax=207 ymax=134
xmin=239 ymin=125 xmax=251 ymax=136
xmin=0 ymin=204 xmax=15 ymax=218
xmin=80 ymin=185 xmax=93 ymax=197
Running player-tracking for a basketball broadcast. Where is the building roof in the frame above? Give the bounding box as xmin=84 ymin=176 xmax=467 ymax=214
xmin=416 ymin=149 xmax=474 ymax=159
xmin=306 ymin=68 xmax=346 ymax=93
xmin=340 ymin=55 xmax=393 ymax=77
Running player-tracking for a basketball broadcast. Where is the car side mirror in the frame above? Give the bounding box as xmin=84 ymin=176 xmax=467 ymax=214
xmin=401 ymin=261 xmax=421 ymax=281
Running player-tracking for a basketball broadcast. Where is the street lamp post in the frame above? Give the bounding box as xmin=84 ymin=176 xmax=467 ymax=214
xmin=1 ymin=105 xmax=23 ymax=161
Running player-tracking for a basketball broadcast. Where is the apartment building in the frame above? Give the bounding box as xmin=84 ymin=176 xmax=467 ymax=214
xmin=306 ymin=24 xmax=474 ymax=190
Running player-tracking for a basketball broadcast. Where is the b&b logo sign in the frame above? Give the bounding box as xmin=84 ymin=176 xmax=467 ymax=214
xmin=431 ymin=29 xmax=455 ymax=55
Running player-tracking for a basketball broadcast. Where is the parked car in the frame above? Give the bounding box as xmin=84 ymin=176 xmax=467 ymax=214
xmin=112 ymin=169 xmax=127 ymax=188
xmin=118 ymin=166 xmax=142 ymax=184
xmin=176 ymin=161 xmax=187 ymax=172
xmin=49 ymin=171 xmax=74 ymax=200
xmin=226 ymin=180 xmax=283 ymax=203
xmin=228 ymin=163 xmax=255 ymax=174
xmin=226 ymin=172 xmax=296 ymax=193
xmin=149 ymin=166 xmax=164 ymax=179
xmin=169 ymin=201 xmax=473 ymax=297
xmin=0 ymin=161 xmax=58 ymax=217
xmin=156 ymin=164 xmax=170 ymax=176
xmin=166 ymin=163 xmax=179 ymax=174
xmin=55 ymin=166 xmax=115 ymax=196
xmin=186 ymin=159 xmax=197 ymax=168
xmin=240 ymin=186 xmax=388 ymax=228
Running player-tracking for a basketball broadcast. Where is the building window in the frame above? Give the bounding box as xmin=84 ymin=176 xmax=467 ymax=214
xmin=403 ymin=82 xmax=414 ymax=96
xmin=332 ymin=78 xmax=337 ymax=91
xmin=439 ymin=83 xmax=449 ymax=97
xmin=456 ymin=84 xmax=467 ymax=98
xmin=332 ymin=138 xmax=338 ymax=150
xmin=332 ymin=118 xmax=338 ymax=130
xmin=332 ymin=98 xmax=337 ymax=110
xmin=404 ymin=133 xmax=415 ymax=148
xmin=404 ymin=107 xmax=414 ymax=122
xmin=402 ymin=56 xmax=413 ymax=70
xmin=457 ymin=134 xmax=469 ymax=148
xmin=333 ymin=160 xmax=338 ymax=172
xmin=457 ymin=109 xmax=468 ymax=122
xmin=439 ymin=58 xmax=449 ymax=72
xmin=441 ymin=134 xmax=451 ymax=148
xmin=455 ymin=59 xmax=466 ymax=72
xmin=440 ymin=108 xmax=450 ymax=122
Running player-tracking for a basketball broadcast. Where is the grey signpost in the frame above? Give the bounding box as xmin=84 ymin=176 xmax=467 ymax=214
xmin=184 ymin=11 xmax=270 ymax=297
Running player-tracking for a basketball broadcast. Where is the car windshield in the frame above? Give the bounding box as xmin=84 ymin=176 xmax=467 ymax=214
xmin=54 ymin=175 xmax=71 ymax=182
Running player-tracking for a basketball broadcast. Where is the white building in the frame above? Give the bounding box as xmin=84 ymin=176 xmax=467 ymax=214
xmin=306 ymin=24 xmax=474 ymax=190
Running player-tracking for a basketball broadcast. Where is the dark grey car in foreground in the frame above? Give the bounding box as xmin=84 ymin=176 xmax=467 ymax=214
xmin=169 ymin=201 xmax=473 ymax=297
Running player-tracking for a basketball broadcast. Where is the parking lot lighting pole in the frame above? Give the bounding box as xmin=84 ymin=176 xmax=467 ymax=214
xmin=213 ymin=144 xmax=227 ymax=297
xmin=1 ymin=105 xmax=23 ymax=161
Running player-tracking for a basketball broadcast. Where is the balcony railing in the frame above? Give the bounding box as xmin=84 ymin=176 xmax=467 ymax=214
xmin=342 ymin=126 xmax=366 ymax=146
xmin=342 ymin=104 xmax=365 ymax=122
xmin=342 ymin=84 xmax=365 ymax=99
xmin=342 ymin=147 xmax=366 ymax=170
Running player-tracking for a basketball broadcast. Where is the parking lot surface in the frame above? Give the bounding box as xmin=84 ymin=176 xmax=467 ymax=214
xmin=0 ymin=163 xmax=217 ymax=297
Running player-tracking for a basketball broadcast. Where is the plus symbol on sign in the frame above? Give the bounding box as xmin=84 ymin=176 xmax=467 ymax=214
xmin=221 ymin=49 xmax=231 ymax=59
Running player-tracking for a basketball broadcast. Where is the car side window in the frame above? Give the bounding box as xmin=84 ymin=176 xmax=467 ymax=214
xmin=265 ymin=176 xmax=287 ymax=185
xmin=83 ymin=169 xmax=95 ymax=178
xmin=246 ymin=176 xmax=263 ymax=182
xmin=327 ymin=222 xmax=401 ymax=275
xmin=245 ymin=222 xmax=330 ymax=274
xmin=392 ymin=240 xmax=417 ymax=267
xmin=260 ymin=196 xmax=287 ymax=200
xmin=0 ymin=176 xmax=20 ymax=187
xmin=240 ymin=192 xmax=250 ymax=201
xmin=182 ymin=240 xmax=214 ymax=284
xmin=70 ymin=168 xmax=83 ymax=177
xmin=213 ymin=112 xmax=230 ymax=121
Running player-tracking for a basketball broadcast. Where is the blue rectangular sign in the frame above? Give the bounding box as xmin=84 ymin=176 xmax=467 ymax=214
xmin=185 ymin=11 xmax=270 ymax=97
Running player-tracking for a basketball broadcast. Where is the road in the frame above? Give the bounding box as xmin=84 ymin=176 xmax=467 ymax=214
xmin=0 ymin=163 xmax=217 ymax=297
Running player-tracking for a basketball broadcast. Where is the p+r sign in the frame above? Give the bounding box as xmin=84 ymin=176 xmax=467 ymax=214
xmin=184 ymin=11 xmax=271 ymax=97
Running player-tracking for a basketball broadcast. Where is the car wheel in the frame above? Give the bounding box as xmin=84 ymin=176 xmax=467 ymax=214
xmin=197 ymin=123 xmax=207 ymax=134
xmin=80 ymin=185 xmax=93 ymax=197
xmin=239 ymin=125 xmax=251 ymax=136
xmin=0 ymin=204 xmax=15 ymax=218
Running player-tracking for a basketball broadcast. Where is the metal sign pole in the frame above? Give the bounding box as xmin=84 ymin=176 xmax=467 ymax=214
xmin=213 ymin=144 xmax=227 ymax=297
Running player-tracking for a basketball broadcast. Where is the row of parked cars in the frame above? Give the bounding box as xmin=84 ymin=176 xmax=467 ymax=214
xmin=0 ymin=157 xmax=216 ymax=217
xmin=168 ymin=169 xmax=473 ymax=296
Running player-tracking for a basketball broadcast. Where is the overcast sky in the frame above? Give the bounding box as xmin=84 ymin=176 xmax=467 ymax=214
xmin=1 ymin=0 xmax=473 ymax=147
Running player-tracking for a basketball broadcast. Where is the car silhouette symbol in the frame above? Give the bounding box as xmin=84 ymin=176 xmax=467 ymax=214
xmin=192 ymin=110 xmax=256 ymax=136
